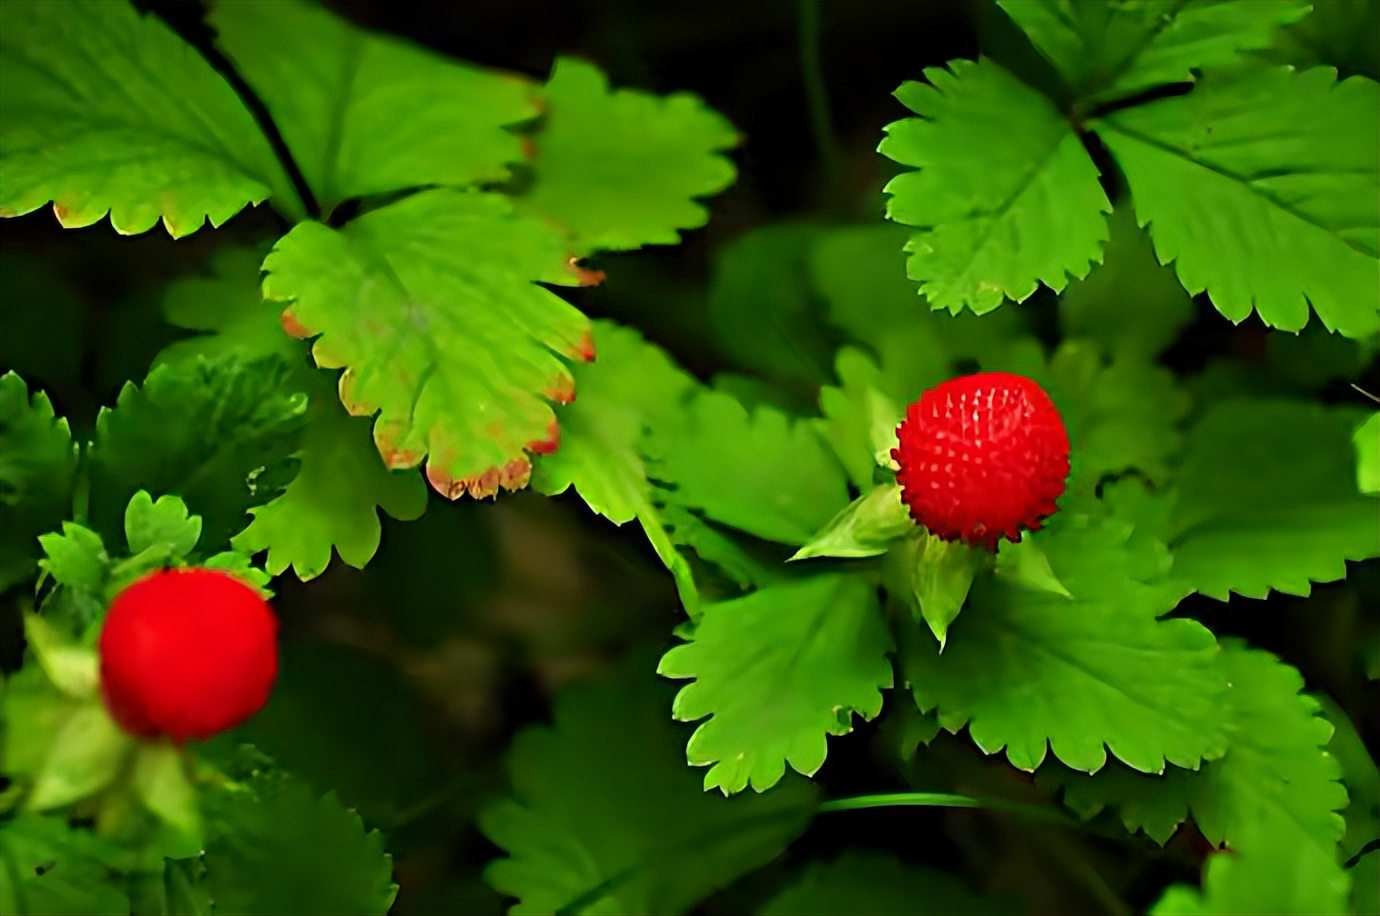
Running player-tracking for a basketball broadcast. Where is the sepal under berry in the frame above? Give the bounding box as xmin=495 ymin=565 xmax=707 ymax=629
xmin=887 ymin=530 xmax=982 ymax=649
xmin=790 ymin=483 xmax=914 ymax=561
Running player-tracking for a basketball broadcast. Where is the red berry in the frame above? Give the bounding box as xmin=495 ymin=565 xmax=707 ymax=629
xmin=892 ymin=371 xmax=1070 ymax=551
xmin=99 ymin=567 xmax=278 ymax=743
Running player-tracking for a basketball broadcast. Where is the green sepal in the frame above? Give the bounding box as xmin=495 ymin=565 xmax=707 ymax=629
xmin=22 ymin=612 xmax=98 ymax=700
xmin=133 ymin=741 xmax=204 ymax=857
xmin=790 ymin=483 xmax=914 ymax=561
xmin=26 ymin=702 xmax=134 ymax=812
xmin=1354 ymin=412 xmax=1379 ymax=495
xmin=995 ymin=535 xmax=1072 ymax=599
xmin=888 ymin=531 xmax=981 ymax=649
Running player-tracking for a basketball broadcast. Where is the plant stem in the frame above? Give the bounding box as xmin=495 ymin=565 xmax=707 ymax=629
xmin=798 ymin=0 xmax=845 ymax=215
xmin=819 ymin=790 xmax=1078 ymax=828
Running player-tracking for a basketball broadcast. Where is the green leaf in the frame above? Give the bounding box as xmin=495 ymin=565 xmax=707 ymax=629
xmin=0 ymin=373 xmax=79 ymax=592
xmin=1058 ymin=202 xmax=1195 ymax=362
xmin=1000 ymin=0 xmax=1311 ymax=103
xmin=658 ymin=573 xmax=892 ymax=795
xmin=706 ymin=224 xmax=836 ymax=386
xmin=209 ymin=0 xmax=537 ymax=213
xmin=204 ymin=778 xmax=397 ymax=916
xmin=880 ymin=58 xmax=1111 ymax=314
xmin=263 ymin=188 xmax=591 ymax=500
xmin=201 ymin=550 xmax=273 ymax=596
xmin=26 ymin=703 xmax=133 ymax=812
xmin=791 ymin=483 xmax=914 ymax=561
xmin=1168 ymin=400 xmax=1380 ymax=600
xmin=995 ymin=535 xmax=1072 ymax=599
xmin=1094 ymin=67 xmax=1380 ymax=337
xmin=1316 ymin=695 xmax=1380 ymax=862
xmin=818 ymin=350 xmax=905 ymax=490
xmin=0 ymin=0 xmax=296 ymax=234
xmin=480 ymin=666 xmax=815 ymax=914
xmin=37 ymin=524 xmax=110 ymax=634
xmin=1 ymin=664 xmax=84 ymax=790
xmin=1149 ymin=811 xmax=1350 ymax=916
xmin=517 ymin=57 xmax=738 ymax=254
xmin=0 ymin=815 xmax=130 ymax=916
xmin=759 ymin=851 xmax=1011 ymax=916
xmin=158 ymin=247 xmax=428 ymax=580
xmin=22 ymin=613 xmax=99 ymax=700
xmin=1048 ymin=643 xmax=1347 ymax=854
xmin=905 ymin=514 xmax=1227 ymax=774
xmin=123 ymin=491 xmax=201 ymax=564
xmin=1270 ymin=0 xmax=1380 ymax=81
xmin=88 ymin=354 xmax=309 ymax=554
xmin=647 ymin=389 xmax=851 ymax=545
xmin=1355 ymin=413 xmax=1380 ymax=494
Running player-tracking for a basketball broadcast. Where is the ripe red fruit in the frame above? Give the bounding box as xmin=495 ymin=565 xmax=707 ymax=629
xmin=892 ymin=371 xmax=1070 ymax=551
xmin=99 ymin=567 xmax=278 ymax=743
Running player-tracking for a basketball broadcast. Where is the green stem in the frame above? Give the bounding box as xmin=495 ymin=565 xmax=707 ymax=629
xmin=819 ymin=791 xmax=1078 ymax=828
xmin=798 ymin=0 xmax=845 ymax=214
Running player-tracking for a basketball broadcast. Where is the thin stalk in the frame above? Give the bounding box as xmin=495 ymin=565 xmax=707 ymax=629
xmin=819 ymin=791 xmax=1079 ymax=829
xmin=798 ymin=0 xmax=845 ymax=214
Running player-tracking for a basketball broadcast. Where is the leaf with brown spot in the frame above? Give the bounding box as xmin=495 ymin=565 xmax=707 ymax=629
xmin=263 ymin=189 xmax=591 ymax=501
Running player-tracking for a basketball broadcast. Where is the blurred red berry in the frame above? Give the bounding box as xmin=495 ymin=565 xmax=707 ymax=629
xmin=892 ymin=371 xmax=1070 ymax=551
xmin=99 ymin=567 xmax=278 ymax=743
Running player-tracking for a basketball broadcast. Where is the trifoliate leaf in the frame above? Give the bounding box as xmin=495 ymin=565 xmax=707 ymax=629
xmin=658 ymin=573 xmax=892 ymax=794
xmin=123 ymin=491 xmax=201 ymax=564
xmin=480 ymin=667 xmax=816 ymax=914
xmin=209 ymin=0 xmax=537 ymax=212
xmin=0 ymin=374 xmax=79 ymax=592
xmin=263 ymin=188 xmax=591 ymax=500
xmin=706 ymin=224 xmax=836 ymax=387
xmin=1049 ymin=643 xmax=1347 ymax=854
xmin=1000 ymin=0 xmax=1311 ymax=104
xmin=1058 ymin=202 xmax=1195 ymax=362
xmin=517 ymin=57 xmax=738 ymax=254
xmin=1355 ymin=413 xmax=1380 ymax=495
xmin=647 ymin=389 xmax=850 ymax=546
xmin=1148 ymin=811 xmax=1350 ymax=916
xmin=1168 ymin=400 xmax=1380 ymax=600
xmin=1095 ymin=67 xmax=1380 ymax=338
xmin=759 ymin=851 xmax=1011 ymax=916
xmin=531 ymin=321 xmax=701 ymax=610
xmin=158 ymin=247 xmax=428 ymax=580
xmin=0 ymin=0 xmax=296 ymax=234
xmin=0 ymin=815 xmax=130 ymax=916
xmin=233 ymin=371 xmax=428 ymax=580
xmin=791 ymin=483 xmax=914 ymax=561
xmin=204 ymin=778 xmax=397 ymax=916
xmin=880 ymin=58 xmax=1111 ymax=314
xmin=87 ymin=354 xmax=308 ymax=554
xmin=905 ymin=514 xmax=1226 ymax=774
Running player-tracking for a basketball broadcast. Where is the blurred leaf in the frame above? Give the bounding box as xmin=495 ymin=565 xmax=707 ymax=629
xmin=0 ymin=815 xmax=130 ymax=916
xmin=1094 ymin=67 xmax=1380 ymax=338
xmin=880 ymin=59 xmax=1110 ymax=314
xmin=1355 ymin=413 xmax=1379 ymax=495
xmin=481 ymin=666 xmax=815 ymax=914
xmin=658 ymin=573 xmax=892 ymax=794
xmin=1270 ymin=0 xmax=1380 ymax=80
xmin=518 ymin=57 xmax=738 ymax=254
xmin=0 ymin=0 xmax=296 ymax=233
xmin=1317 ymin=695 xmax=1380 ymax=861
xmin=263 ymin=189 xmax=590 ymax=500
xmin=0 ymin=373 xmax=79 ymax=592
xmin=1000 ymin=0 xmax=1310 ymax=103
xmin=759 ymin=850 xmax=1012 ymax=916
xmin=210 ymin=0 xmax=537 ymax=212
xmin=26 ymin=703 xmax=132 ymax=812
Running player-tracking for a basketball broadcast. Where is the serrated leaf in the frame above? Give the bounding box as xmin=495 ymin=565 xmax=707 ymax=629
xmin=1095 ymin=67 xmax=1380 ymax=337
xmin=880 ymin=58 xmax=1111 ymax=314
xmin=0 ymin=373 xmax=79 ymax=592
xmin=1168 ymin=399 xmax=1380 ymax=600
xmin=647 ymin=389 xmax=851 ymax=546
xmin=0 ymin=0 xmax=296 ymax=234
xmin=905 ymin=515 xmax=1227 ymax=774
xmin=1316 ymin=695 xmax=1378 ymax=861
xmin=88 ymin=354 xmax=308 ymax=555
xmin=1270 ymin=0 xmax=1380 ymax=80
xmin=531 ymin=321 xmax=701 ymax=611
xmin=1058 ymin=201 xmax=1195 ymax=361
xmin=204 ymin=778 xmax=397 ymax=915
xmin=1000 ymin=0 xmax=1311 ymax=103
xmin=123 ymin=491 xmax=201 ymax=563
xmin=1149 ymin=811 xmax=1350 ymax=916
xmin=37 ymin=523 xmax=109 ymax=634
xmin=263 ymin=188 xmax=591 ymax=501
xmin=658 ymin=573 xmax=893 ymax=794
xmin=0 ymin=815 xmax=130 ymax=916
xmin=1048 ymin=643 xmax=1348 ymax=854
xmin=210 ymin=0 xmax=537 ymax=213
xmin=158 ymin=247 xmax=428 ymax=580
xmin=480 ymin=666 xmax=815 ymax=914
xmin=517 ymin=57 xmax=738 ymax=254
xmin=759 ymin=851 xmax=1012 ymax=916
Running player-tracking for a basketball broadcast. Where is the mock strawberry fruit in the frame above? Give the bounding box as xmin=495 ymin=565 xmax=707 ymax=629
xmin=99 ymin=567 xmax=278 ymax=743
xmin=892 ymin=371 xmax=1069 ymax=551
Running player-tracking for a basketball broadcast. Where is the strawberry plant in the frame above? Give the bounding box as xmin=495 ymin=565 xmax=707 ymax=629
xmin=0 ymin=0 xmax=1377 ymax=914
